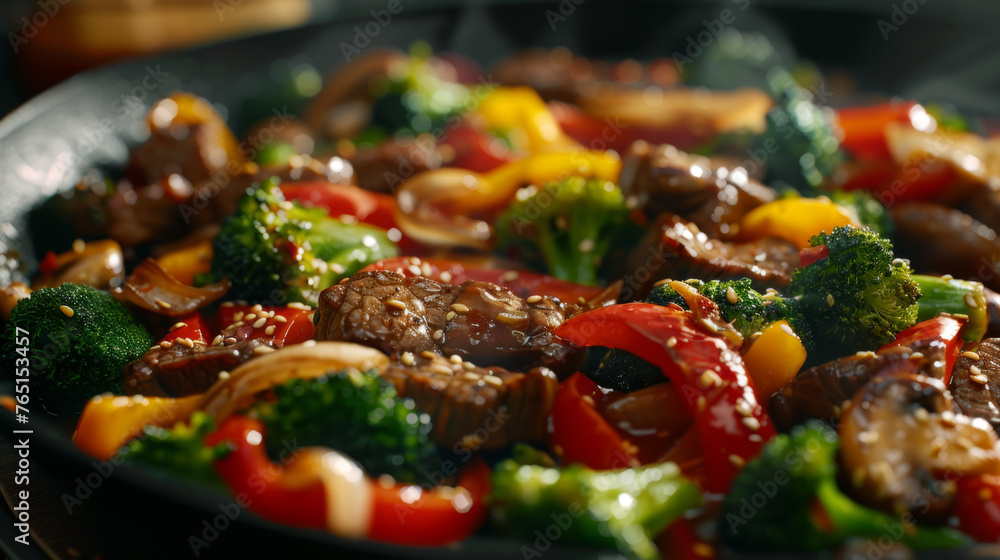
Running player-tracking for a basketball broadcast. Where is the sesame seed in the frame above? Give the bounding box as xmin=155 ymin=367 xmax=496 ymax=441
xmin=497 ymin=311 xmax=529 ymax=325
xmin=177 ymin=337 xmax=195 ymax=348
xmin=450 ymin=303 xmax=470 ymax=313
xmin=420 ymin=351 xmax=437 ymax=360
xmin=408 ymin=265 xmax=422 ymax=276
xmin=914 ymin=407 xmax=929 ymax=422
xmin=742 ymin=417 xmax=760 ymax=431
xmin=578 ymin=297 xmax=587 ymax=305
xmin=698 ymin=370 xmax=721 ymax=389
xmin=59 ymin=305 xmax=74 ymax=317
xmin=971 ymin=365 xmax=983 ymax=376
xmin=463 ymin=362 xmax=476 ymax=371
xmin=581 ymin=395 xmax=596 ymax=407
xmin=218 ymin=371 xmax=230 ymax=380
xmin=400 ymin=352 xmax=416 ymax=366
xmin=665 ymin=336 xmax=677 ymax=348
xmin=253 ymin=318 xmax=267 ymax=329
xmin=483 ymin=375 xmax=503 ymax=387
xmin=972 ymin=374 xmax=989 ymax=385
xmin=264 ymin=325 xmax=276 ymax=336
xmin=729 ymin=454 xmax=746 ymax=468
xmin=735 ymin=400 xmax=753 ymax=417
xmin=159 ymin=341 xmax=172 ymax=348
xmin=499 ymin=270 xmax=519 ymax=282
xmin=726 ymin=287 xmax=738 ymax=304
xmin=431 ymin=364 xmax=455 ymax=376
xmin=287 ymin=302 xmax=312 ymax=310
xmin=826 ymin=293 xmax=835 ymax=307
xmin=892 ymin=258 xmax=905 ymax=266
xmin=421 ymin=263 xmax=432 ymax=277
xmin=953 ymin=313 xmax=970 ymax=320
xmin=250 ymin=304 xmax=263 ymax=313
xmin=169 ymin=322 xmax=187 ymax=332
xmin=253 ymin=345 xmax=275 ymax=354
xmin=439 ymin=271 xmax=453 ymax=282
xmin=750 ymin=331 xmax=763 ymax=340
xmin=780 ymin=323 xmax=795 ymax=337
xmin=578 ymin=238 xmax=595 ymax=253
xmin=432 ymin=329 xmax=444 ymax=341
xmin=224 ymin=337 xmax=237 ymax=345
xmin=72 ymin=238 xmax=85 ymax=253
xmin=273 ymin=315 xmax=287 ymax=323
xmin=748 ymin=434 xmax=763 ymax=442
xmin=242 ymin=313 xmax=255 ymax=321
xmin=385 ymin=299 xmax=407 ymax=311
xmin=696 ymin=396 xmax=707 ymax=412
xmin=464 ymin=372 xmax=482 ymax=382
xmin=941 ymin=274 xmax=954 ymax=281
xmin=445 ymin=311 xmax=457 ymax=321
xmin=858 ymin=430 xmax=879 ymax=444
xmin=449 ymin=354 xmax=463 ymax=364
xmin=154 ymin=299 xmax=172 ymax=309
xmin=910 ymin=352 xmax=924 ymax=359
xmin=963 ymin=293 xmax=980 ymax=309
xmin=211 ymin=335 xmax=223 ymax=346
xmin=964 ymin=351 xmax=980 ymax=361
xmin=526 ymin=295 xmax=543 ymax=304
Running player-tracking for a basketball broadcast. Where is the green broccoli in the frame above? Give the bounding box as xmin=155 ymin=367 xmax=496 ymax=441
xmin=250 ymin=369 xmax=440 ymax=485
xmin=753 ymin=67 xmax=842 ymax=194
xmin=912 ymin=274 xmax=988 ymax=342
xmin=648 ymin=278 xmax=786 ymax=338
xmin=253 ymin=140 xmax=298 ymax=167
xmin=209 ymin=177 xmax=397 ymax=306
xmin=787 ymin=225 xmax=920 ymax=362
xmin=361 ymin=42 xmax=470 ymax=143
xmin=681 ymin=28 xmax=787 ymax=92
xmin=720 ymin=422 xmax=964 ymax=551
xmin=2 ymin=282 xmax=152 ymax=414
xmin=490 ymin=450 xmax=702 ymax=560
xmin=125 ymin=412 xmax=229 ymax=488
xmin=826 ymin=189 xmax=893 ymax=237
xmin=494 ymin=176 xmax=641 ymax=286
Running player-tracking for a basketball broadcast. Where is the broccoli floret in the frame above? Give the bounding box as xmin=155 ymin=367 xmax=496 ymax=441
xmin=827 ymin=189 xmax=893 ymax=237
xmin=754 ymin=67 xmax=842 ymax=194
xmin=1 ymin=283 xmax=151 ymax=414
xmin=253 ymin=140 xmax=298 ymax=167
xmin=490 ymin=450 xmax=702 ymax=560
xmin=648 ymin=278 xmax=786 ymax=338
xmin=125 ymin=412 xmax=229 ymax=488
xmin=720 ymin=422 xmax=964 ymax=551
xmin=210 ymin=177 xmax=397 ymax=306
xmin=912 ymin=274 xmax=988 ymax=342
xmin=251 ymin=369 xmax=440 ymax=485
xmin=494 ymin=176 xmax=640 ymax=286
xmin=681 ymin=28 xmax=787 ymax=92
xmin=787 ymin=225 xmax=920 ymax=362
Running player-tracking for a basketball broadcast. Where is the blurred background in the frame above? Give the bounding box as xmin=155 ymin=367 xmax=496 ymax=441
xmin=0 ymin=0 xmax=998 ymax=118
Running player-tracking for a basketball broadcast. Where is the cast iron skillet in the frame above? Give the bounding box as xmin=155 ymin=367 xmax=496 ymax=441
xmin=1 ymin=2 xmax=999 ymax=559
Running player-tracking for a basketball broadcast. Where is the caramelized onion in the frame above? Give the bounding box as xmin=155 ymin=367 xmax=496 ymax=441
xmin=197 ymin=341 xmax=390 ymax=423
xmin=116 ymin=258 xmax=229 ymax=317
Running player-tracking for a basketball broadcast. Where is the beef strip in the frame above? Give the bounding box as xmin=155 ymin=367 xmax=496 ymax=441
xmin=617 ymin=214 xmax=799 ymax=301
xmin=313 ymin=270 xmax=582 ymax=374
xmin=890 ymin=201 xmax=1000 ymax=292
xmin=345 ymin=136 xmax=446 ymax=194
xmin=124 ymin=338 xmax=271 ymax=397
xmin=381 ymin=352 xmax=558 ymax=450
xmin=957 ymin=186 xmax=1000 ymax=234
xmin=949 ymin=338 xmax=1000 ymax=433
xmin=619 ymin=141 xmax=777 ymax=239
xmin=769 ymin=339 xmax=952 ymax=432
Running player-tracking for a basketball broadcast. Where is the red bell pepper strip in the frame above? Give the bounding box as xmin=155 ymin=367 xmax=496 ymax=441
xmin=205 ymin=415 xmax=491 ymax=545
xmin=360 ymin=256 xmax=607 ymax=303
xmin=160 ymin=311 xmax=209 ymax=345
xmin=877 ymin=315 xmax=966 ymax=384
xmin=278 ymin=181 xmax=417 ymax=251
xmin=215 ymin=304 xmax=315 ymax=347
xmin=954 ymin=475 xmax=1000 ymax=543
xmin=550 ymin=372 xmax=638 ymax=470
xmin=439 ymin=124 xmax=511 ymax=173
xmin=835 ymin=101 xmax=919 ymax=161
xmin=554 ymin=301 xmax=776 ymax=494
xmin=798 ymin=245 xmax=829 ymax=268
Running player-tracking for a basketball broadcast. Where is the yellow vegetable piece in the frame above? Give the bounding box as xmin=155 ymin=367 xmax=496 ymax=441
xmin=154 ymin=240 xmax=214 ymax=286
xmin=476 ymin=87 xmax=579 ymax=152
xmin=73 ymin=393 xmax=201 ymax=461
xmin=737 ymin=197 xmax=860 ymax=249
xmin=743 ymin=320 xmax=807 ymax=404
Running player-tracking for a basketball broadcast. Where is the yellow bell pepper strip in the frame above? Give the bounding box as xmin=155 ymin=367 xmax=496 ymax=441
xmin=205 ymin=415 xmax=491 ymax=544
xmin=475 ymin=87 xmax=580 ymax=152
xmin=154 ymin=240 xmax=213 ymax=286
xmin=394 ymin=149 xmax=621 ymax=249
xmin=736 ymin=197 xmax=860 ymax=249
xmin=554 ymin=291 xmax=775 ymax=494
xmin=73 ymin=393 xmax=201 ymax=460
xmin=741 ymin=320 xmax=807 ymax=405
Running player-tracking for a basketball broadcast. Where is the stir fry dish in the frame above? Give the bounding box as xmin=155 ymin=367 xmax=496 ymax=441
xmin=8 ymin=38 xmax=1000 ymax=558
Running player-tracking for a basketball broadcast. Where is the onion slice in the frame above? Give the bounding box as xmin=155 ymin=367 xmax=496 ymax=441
xmin=116 ymin=258 xmax=229 ymax=317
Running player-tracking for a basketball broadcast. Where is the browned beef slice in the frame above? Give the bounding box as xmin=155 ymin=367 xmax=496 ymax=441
xmin=381 ymin=353 xmax=558 ymax=450
xmin=890 ymin=201 xmax=1000 ymax=292
xmin=950 ymin=338 xmax=1000 ymax=432
xmin=619 ymin=141 xmax=777 ymax=239
xmin=618 ymin=214 xmax=799 ymax=301
xmin=769 ymin=341 xmax=951 ymax=432
xmin=347 ymin=138 xmax=445 ymax=194
xmin=314 ymin=271 xmax=580 ymax=373
xmin=124 ymin=338 xmax=270 ymax=397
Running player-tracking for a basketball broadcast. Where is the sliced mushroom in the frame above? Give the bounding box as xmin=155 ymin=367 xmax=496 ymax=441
xmin=839 ymin=373 xmax=1000 ymax=522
